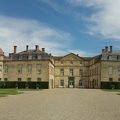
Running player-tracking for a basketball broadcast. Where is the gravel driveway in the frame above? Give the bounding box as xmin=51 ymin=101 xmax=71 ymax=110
xmin=0 ymin=88 xmax=120 ymax=120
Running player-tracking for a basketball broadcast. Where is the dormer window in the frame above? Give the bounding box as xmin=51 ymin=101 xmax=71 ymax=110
xmin=109 ymin=55 xmax=112 ymax=60
xmin=19 ymin=55 xmax=22 ymax=60
xmin=38 ymin=55 xmax=41 ymax=59
xmin=112 ymin=55 xmax=117 ymax=60
xmin=22 ymin=55 xmax=28 ymax=59
xmin=28 ymin=55 xmax=32 ymax=59
xmin=32 ymin=54 xmax=37 ymax=59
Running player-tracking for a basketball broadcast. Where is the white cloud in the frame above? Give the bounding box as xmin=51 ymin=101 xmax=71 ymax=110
xmin=0 ymin=15 xmax=72 ymax=56
xmin=68 ymin=49 xmax=96 ymax=57
xmin=38 ymin=0 xmax=62 ymax=13
xmin=68 ymin=0 xmax=120 ymax=40
xmin=0 ymin=15 xmax=95 ymax=57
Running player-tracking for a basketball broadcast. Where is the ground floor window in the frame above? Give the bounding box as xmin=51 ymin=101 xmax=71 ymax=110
xmin=89 ymin=81 xmax=91 ymax=86
xmin=59 ymin=80 xmax=64 ymax=87
xmin=27 ymin=78 xmax=31 ymax=81
xmin=118 ymin=78 xmax=120 ymax=81
xmin=37 ymin=78 xmax=41 ymax=81
xmin=4 ymin=78 xmax=8 ymax=81
xmin=95 ymin=80 xmax=96 ymax=86
xmin=79 ymin=80 xmax=84 ymax=87
xmin=18 ymin=78 xmax=21 ymax=81
xmin=96 ymin=79 xmax=98 ymax=86
xmin=0 ymin=78 xmax=1 ymax=81
xmin=109 ymin=78 xmax=113 ymax=81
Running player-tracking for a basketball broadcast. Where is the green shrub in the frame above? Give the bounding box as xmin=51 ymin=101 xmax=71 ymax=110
xmin=101 ymin=82 xmax=120 ymax=89
xmin=110 ymin=84 xmax=115 ymax=89
xmin=0 ymin=82 xmax=6 ymax=88
xmin=0 ymin=81 xmax=49 ymax=89
xmin=25 ymin=83 xmax=29 ymax=88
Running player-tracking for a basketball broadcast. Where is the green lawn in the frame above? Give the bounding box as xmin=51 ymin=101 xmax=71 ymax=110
xmin=0 ymin=88 xmax=42 ymax=97
xmin=0 ymin=89 xmax=23 ymax=97
xmin=102 ymin=89 xmax=120 ymax=95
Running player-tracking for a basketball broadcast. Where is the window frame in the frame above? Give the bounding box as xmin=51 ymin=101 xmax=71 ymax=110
xmin=4 ymin=65 xmax=8 ymax=74
xmin=18 ymin=65 xmax=22 ymax=74
xmin=59 ymin=80 xmax=64 ymax=87
xmin=37 ymin=64 xmax=41 ymax=73
xmin=28 ymin=64 xmax=32 ymax=73
xmin=60 ymin=69 xmax=64 ymax=76
xmin=70 ymin=69 xmax=73 ymax=76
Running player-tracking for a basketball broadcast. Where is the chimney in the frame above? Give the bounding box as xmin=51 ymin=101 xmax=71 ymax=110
xmin=105 ymin=46 xmax=108 ymax=52
xmin=35 ymin=45 xmax=39 ymax=51
xmin=42 ymin=48 xmax=45 ymax=52
xmin=9 ymin=53 xmax=12 ymax=58
xmin=26 ymin=45 xmax=28 ymax=51
xmin=110 ymin=46 xmax=112 ymax=53
xmin=102 ymin=49 xmax=104 ymax=54
xmin=14 ymin=46 xmax=17 ymax=54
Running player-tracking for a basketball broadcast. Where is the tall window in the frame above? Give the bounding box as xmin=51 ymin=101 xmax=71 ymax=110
xmin=109 ymin=66 xmax=113 ymax=74
xmin=4 ymin=65 xmax=8 ymax=74
xmin=95 ymin=68 xmax=96 ymax=75
xmin=96 ymin=79 xmax=98 ymax=86
xmin=80 ymin=61 xmax=82 ymax=66
xmin=18 ymin=65 xmax=22 ymax=73
xmin=0 ymin=78 xmax=1 ymax=81
xmin=28 ymin=64 xmax=32 ymax=73
xmin=61 ymin=61 xmax=63 ymax=65
xmin=118 ymin=78 xmax=120 ymax=81
xmin=79 ymin=80 xmax=84 ymax=87
xmin=79 ymin=69 xmax=83 ymax=76
xmin=70 ymin=61 xmax=73 ymax=65
xmin=95 ymin=80 xmax=96 ymax=86
xmin=97 ymin=67 xmax=98 ymax=74
xmin=0 ymin=70 xmax=2 ymax=74
xmin=89 ymin=81 xmax=91 ymax=86
xmin=60 ymin=69 xmax=64 ymax=76
xmin=118 ymin=67 xmax=120 ymax=74
xmin=92 ymin=69 xmax=94 ymax=75
xmin=37 ymin=64 xmax=41 ymax=73
xmin=59 ymin=80 xmax=64 ymax=87
xmin=0 ymin=65 xmax=2 ymax=69
xmin=70 ymin=69 xmax=73 ymax=76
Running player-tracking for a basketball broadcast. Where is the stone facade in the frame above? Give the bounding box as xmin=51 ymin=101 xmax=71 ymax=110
xmin=0 ymin=45 xmax=120 ymax=89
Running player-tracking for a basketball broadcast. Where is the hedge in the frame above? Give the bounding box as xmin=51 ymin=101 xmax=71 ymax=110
xmin=101 ymin=82 xmax=120 ymax=89
xmin=0 ymin=81 xmax=49 ymax=89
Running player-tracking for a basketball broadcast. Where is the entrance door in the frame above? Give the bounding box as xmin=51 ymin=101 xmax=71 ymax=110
xmin=69 ymin=80 xmax=74 ymax=88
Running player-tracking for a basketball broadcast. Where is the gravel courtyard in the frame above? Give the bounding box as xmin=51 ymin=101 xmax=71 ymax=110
xmin=0 ymin=89 xmax=120 ymax=120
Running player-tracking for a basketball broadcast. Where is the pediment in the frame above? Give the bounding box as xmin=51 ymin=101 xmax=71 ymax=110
xmin=60 ymin=53 xmax=84 ymax=61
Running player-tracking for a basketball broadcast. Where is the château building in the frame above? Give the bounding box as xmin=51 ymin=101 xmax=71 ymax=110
xmin=0 ymin=45 xmax=120 ymax=89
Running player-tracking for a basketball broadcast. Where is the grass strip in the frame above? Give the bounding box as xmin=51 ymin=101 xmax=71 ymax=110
xmin=0 ymin=89 xmax=23 ymax=97
xmin=102 ymin=89 xmax=120 ymax=95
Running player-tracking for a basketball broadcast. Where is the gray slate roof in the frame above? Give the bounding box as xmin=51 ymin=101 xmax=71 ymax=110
xmin=12 ymin=49 xmax=50 ymax=60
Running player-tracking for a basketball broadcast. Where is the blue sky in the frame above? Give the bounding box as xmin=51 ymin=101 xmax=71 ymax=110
xmin=0 ymin=0 xmax=120 ymax=56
